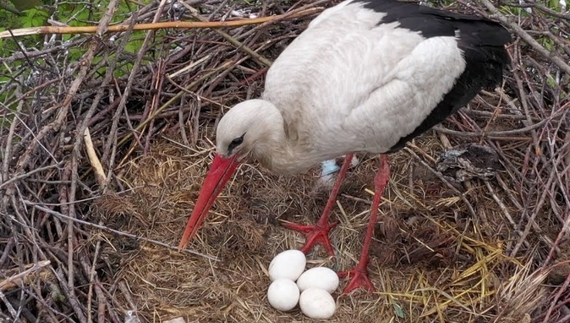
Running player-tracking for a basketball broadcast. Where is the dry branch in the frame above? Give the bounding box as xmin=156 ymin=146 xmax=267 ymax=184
xmin=0 ymin=260 xmax=51 ymax=291
xmin=0 ymin=9 xmax=321 ymax=39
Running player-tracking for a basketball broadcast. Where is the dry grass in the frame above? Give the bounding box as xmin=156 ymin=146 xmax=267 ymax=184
xmin=1 ymin=0 xmax=569 ymax=322
xmin=91 ymin=132 xmax=555 ymax=323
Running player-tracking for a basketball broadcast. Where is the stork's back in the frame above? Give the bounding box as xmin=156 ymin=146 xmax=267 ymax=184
xmin=358 ymin=0 xmax=510 ymax=83
xmin=353 ymin=0 xmax=511 ymax=151
xmin=262 ymin=0 xmax=512 ymax=158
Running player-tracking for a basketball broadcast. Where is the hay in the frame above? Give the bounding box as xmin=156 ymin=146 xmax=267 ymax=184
xmin=0 ymin=0 xmax=569 ymax=322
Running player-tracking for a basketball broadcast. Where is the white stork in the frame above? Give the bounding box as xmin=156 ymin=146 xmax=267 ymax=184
xmin=178 ymin=0 xmax=511 ymax=293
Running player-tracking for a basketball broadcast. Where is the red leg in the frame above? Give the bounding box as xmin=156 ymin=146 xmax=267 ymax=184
xmin=283 ymin=154 xmax=354 ymax=256
xmin=338 ymin=154 xmax=390 ymax=294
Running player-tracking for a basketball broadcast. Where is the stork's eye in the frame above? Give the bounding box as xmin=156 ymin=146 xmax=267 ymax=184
xmin=231 ymin=136 xmax=243 ymax=145
xmin=228 ymin=133 xmax=245 ymax=153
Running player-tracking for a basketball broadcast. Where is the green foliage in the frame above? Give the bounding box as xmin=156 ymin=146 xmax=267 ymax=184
xmin=124 ymin=34 xmax=145 ymax=54
xmin=538 ymin=36 xmax=555 ymax=51
xmin=0 ymin=0 xmax=148 ymax=30
xmin=19 ymin=7 xmax=49 ymax=27
xmin=0 ymin=8 xmax=27 ymax=30
xmin=0 ymin=0 xmax=157 ymax=129
xmin=0 ymin=6 xmax=51 ymax=57
xmin=497 ymin=4 xmax=532 ymax=18
xmin=547 ymin=0 xmax=566 ymax=11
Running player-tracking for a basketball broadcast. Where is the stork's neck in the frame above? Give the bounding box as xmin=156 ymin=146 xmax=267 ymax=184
xmin=249 ymin=101 xmax=314 ymax=175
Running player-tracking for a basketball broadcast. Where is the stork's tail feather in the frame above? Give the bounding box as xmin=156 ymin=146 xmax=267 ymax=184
xmin=455 ymin=20 xmax=512 ymax=89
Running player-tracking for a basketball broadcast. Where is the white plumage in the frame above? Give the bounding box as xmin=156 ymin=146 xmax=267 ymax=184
xmin=216 ymin=0 xmax=508 ymax=174
xmin=180 ymin=0 xmax=511 ymax=294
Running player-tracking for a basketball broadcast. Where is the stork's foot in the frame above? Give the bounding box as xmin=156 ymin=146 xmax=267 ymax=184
xmin=285 ymin=154 xmax=354 ymax=257
xmin=338 ymin=264 xmax=375 ymax=294
xmin=282 ymin=221 xmax=338 ymax=256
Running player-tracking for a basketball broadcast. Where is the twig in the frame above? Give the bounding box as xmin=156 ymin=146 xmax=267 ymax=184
xmin=0 ymin=163 xmax=63 ymax=190
xmin=0 ymin=260 xmax=51 ymax=291
xmin=0 ymin=39 xmax=86 ymax=63
xmin=542 ymin=273 xmax=570 ymax=323
xmin=404 ymin=147 xmax=478 ymax=219
xmin=433 ymin=107 xmax=568 ymax=137
xmin=25 ymin=202 xmax=219 ymax=261
xmin=0 ymin=290 xmax=22 ymax=323
xmin=0 ymin=9 xmax=321 ymax=39
xmin=50 ymin=268 xmax=88 ymax=323
xmin=181 ymin=2 xmax=273 ymax=67
xmin=477 ymin=0 xmax=570 ymax=75
xmin=84 ymin=128 xmax=107 ymax=188
xmin=504 ymin=1 xmax=570 ymax=20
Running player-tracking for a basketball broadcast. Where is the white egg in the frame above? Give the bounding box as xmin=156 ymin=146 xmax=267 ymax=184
xmin=269 ymin=249 xmax=306 ymax=281
xmin=296 ymin=267 xmax=339 ymax=293
xmin=267 ymin=278 xmax=300 ymax=311
xmin=299 ymin=288 xmax=336 ymax=319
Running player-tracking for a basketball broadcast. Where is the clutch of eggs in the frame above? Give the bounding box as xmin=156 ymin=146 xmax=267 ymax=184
xmin=267 ymin=249 xmax=339 ymax=319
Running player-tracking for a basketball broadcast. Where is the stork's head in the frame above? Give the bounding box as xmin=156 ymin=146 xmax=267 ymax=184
xmin=178 ymin=99 xmax=278 ymax=249
xmin=215 ymin=99 xmax=271 ymax=160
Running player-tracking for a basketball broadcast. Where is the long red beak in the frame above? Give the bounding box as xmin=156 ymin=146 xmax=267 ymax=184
xmin=178 ymin=154 xmax=241 ymax=250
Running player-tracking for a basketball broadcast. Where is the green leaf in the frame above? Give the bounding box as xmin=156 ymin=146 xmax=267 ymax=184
xmin=20 ymin=7 xmax=49 ymax=27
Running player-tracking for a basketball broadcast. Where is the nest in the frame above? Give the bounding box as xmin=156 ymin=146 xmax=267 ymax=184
xmin=0 ymin=0 xmax=569 ymax=322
